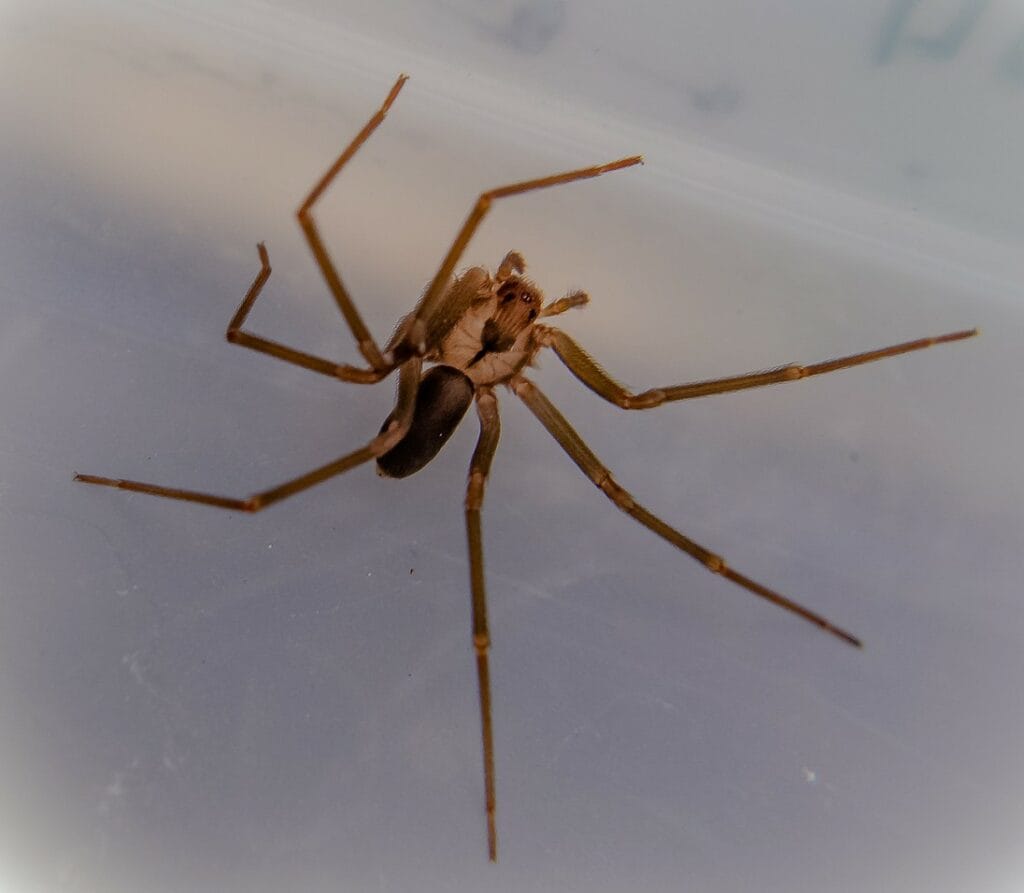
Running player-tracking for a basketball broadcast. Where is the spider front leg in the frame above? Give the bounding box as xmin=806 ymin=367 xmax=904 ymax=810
xmin=226 ymin=75 xmax=411 ymax=382
xmin=295 ymin=74 xmax=409 ymax=373
xmin=538 ymin=326 xmax=978 ymax=408
xmin=513 ymin=376 xmax=862 ymax=647
xmin=464 ymin=386 xmax=502 ymax=861
xmin=75 ymin=359 xmax=422 ymax=511
xmin=405 ymin=155 xmax=644 ymax=346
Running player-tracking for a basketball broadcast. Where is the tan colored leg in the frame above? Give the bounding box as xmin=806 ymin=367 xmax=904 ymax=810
xmin=225 ymin=243 xmax=390 ymax=384
xmin=74 ymin=358 xmax=422 ymax=511
xmin=464 ymin=387 xmax=502 ymax=861
xmin=295 ymin=74 xmax=409 ymax=373
xmin=539 ymin=326 xmax=978 ymax=409
xmin=406 ymin=156 xmax=644 ymax=350
xmin=513 ymin=376 xmax=861 ymax=647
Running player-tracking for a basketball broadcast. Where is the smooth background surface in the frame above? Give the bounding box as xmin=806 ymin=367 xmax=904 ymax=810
xmin=2 ymin=2 xmax=1022 ymax=891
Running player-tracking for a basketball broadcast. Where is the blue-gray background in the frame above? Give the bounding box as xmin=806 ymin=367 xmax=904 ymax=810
xmin=2 ymin=2 xmax=1021 ymax=891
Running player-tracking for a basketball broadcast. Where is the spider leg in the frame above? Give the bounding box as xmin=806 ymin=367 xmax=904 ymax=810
xmin=513 ymin=376 xmax=862 ymax=647
xmin=539 ymin=326 xmax=977 ymax=409
xmin=225 ymin=243 xmax=390 ymax=384
xmin=295 ymin=74 xmax=409 ymax=373
xmin=464 ymin=386 xmax=502 ymax=861
xmin=407 ymin=155 xmax=643 ymax=344
xmin=74 ymin=359 xmax=421 ymax=511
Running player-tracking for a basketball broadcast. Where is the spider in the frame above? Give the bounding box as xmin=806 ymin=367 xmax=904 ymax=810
xmin=75 ymin=74 xmax=977 ymax=861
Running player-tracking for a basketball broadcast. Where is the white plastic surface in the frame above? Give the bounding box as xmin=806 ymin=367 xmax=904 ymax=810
xmin=2 ymin=2 xmax=1022 ymax=891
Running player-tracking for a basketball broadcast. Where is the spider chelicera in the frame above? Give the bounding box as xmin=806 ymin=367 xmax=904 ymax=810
xmin=75 ymin=74 xmax=977 ymax=861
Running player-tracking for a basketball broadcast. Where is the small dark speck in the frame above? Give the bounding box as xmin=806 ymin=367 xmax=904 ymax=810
xmin=849 ymin=450 xmax=860 ymax=463
xmin=410 ymin=568 xmax=415 ymax=575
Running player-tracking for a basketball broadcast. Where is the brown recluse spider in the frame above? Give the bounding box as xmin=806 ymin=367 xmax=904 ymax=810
xmin=75 ymin=73 xmax=978 ymax=862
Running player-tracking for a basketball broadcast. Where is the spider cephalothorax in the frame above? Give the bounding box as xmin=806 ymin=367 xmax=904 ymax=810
xmin=75 ymin=73 xmax=977 ymax=862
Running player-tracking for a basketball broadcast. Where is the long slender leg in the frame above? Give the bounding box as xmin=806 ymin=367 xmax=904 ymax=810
xmin=538 ymin=326 xmax=978 ymax=409
xmin=513 ymin=376 xmax=862 ymax=647
xmin=74 ymin=359 xmax=422 ymax=511
xmin=464 ymin=387 xmax=502 ymax=861
xmin=406 ymin=156 xmax=644 ymax=348
xmin=296 ymin=74 xmax=409 ymax=372
xmin=225 ymin=243 xmax=390 ymax=384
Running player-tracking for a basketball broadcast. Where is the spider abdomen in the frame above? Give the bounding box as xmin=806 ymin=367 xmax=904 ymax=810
xmin=376 ymin=365 xmax=475 ymax=479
